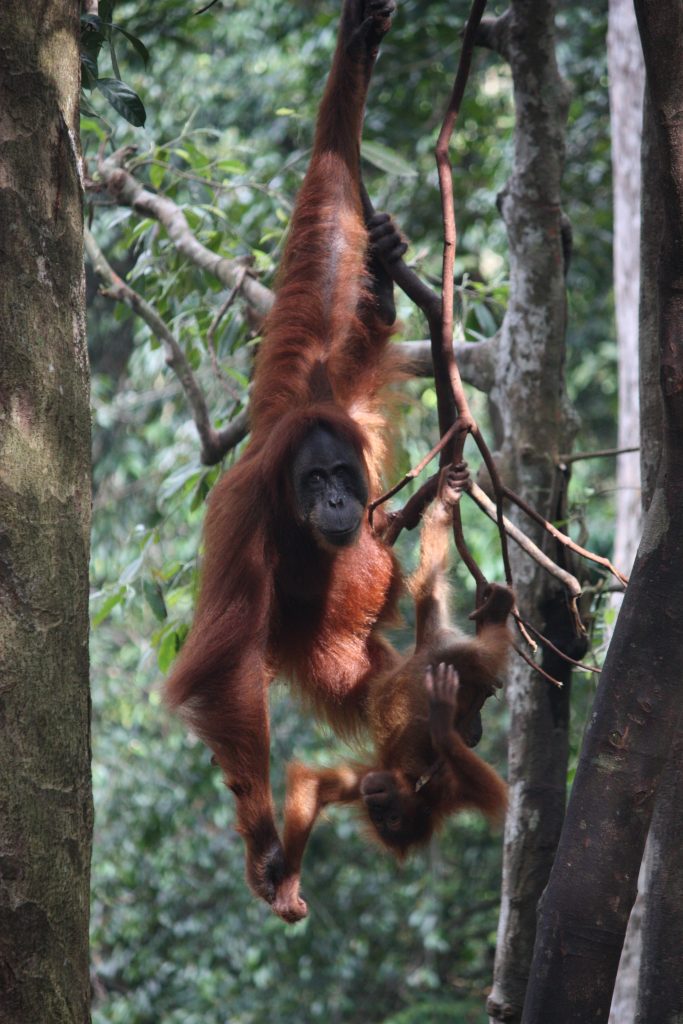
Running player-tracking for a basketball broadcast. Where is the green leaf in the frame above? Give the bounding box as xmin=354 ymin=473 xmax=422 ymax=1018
xmin=111 ymin=24 xmax=150 ymax=66
xmin=149 ymin=162 xmax=166 ymax=190
xmin=91 ymin=586 xmax=126 ymax=627
xmin=157 ymin=626 xmax=188 ymax=673
xmin=191 ymin=466 xmax=220 ymax=510
xmin=158 ymin=464 xmax=202 ymax=503
xmin=109 ymin=39 xmax=121 ymax=80
xmin=143 ymin=579 xmax=168 ymax=622
xmin=81 ymin=116 xmax=107 ymax=141
xmin=473 ymin=301 xmax=497 ymax=336
xmin=96 ymin=77 xmax=146 ymax=127
xmin=99 ymin=0 xmax=113 ymax=24
xmin=80 ymin=53 xmax=99 ymax=91
xmin=119 ymin=553 xmax=144 ymax=586
xmin=361 ymin=140 xmax=417 ymax=178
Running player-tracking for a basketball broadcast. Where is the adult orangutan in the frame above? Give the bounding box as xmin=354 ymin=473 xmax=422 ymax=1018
xmin=166 ymin=0 xmax=408 ymax=908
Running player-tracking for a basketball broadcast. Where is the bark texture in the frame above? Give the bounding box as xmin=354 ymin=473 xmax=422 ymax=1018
xmin=484 ymin=3 xmax=576 ymax=1021
xmin=635 ymin=729 xmax=683 ymax=1024
xmin=607 ymin=0 xmax=644 ymax=580
xmin=606 ymin=4 xmax=645 ymax=1017
xmin=0 ymin=3 xmax=92 ymax=1022
xmin=608 ymin=86 xmax=660 ymax=1024
xmin=522 ymin=4 xmax=683 ymax=1021
xmin=632 ymin=6 xmax=683 ymax=1020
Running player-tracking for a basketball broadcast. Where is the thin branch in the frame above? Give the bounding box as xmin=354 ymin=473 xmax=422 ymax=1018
xmin=382 ymin=473 xmax=441 ymax=547
xmin=501 ymin=485 xmax=630 ymax=588
xmin=453 ymin=501 xmax=487 ymax=591
xmin=513 ymin=644 xmax=563 ymax=689
xmin=558 ymin=445 xmax=640 ymax=464
xmin=84 ymin=227 xmax=247 ymax=465
xmin=514 ymin=615 xmax=601 ymax=675
xmin=467 ymin=481 xmax=585 ymax=633
xmin=369 ymin=417 xmax=468 ymax=526
xmin=206 ymin=267 xmax=249 ymax=397
xmin=512 ymin=611 xmax=538 ymax=652
xmin=432 ymin=0 xmax=509 ymax=594
xmin=434 ymin=0 xmax=489 ymax=445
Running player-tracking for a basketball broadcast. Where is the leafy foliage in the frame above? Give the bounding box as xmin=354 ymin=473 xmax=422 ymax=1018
xmin=81 ymin=0 xmax=148 ymax=125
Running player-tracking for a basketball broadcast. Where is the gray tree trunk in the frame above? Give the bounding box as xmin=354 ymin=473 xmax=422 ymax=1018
xmin=481 ymin=4 xmax=577 ymax=1021
xmin=606 ymin=3 xmax=645 ymax=1018
xmin=0 ymin=3 xmax=92 ymax=1022
xmin=608 ymin=0 xmax=644 ymax=583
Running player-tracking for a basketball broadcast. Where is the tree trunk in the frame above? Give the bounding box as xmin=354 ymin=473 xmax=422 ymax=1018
xmin=635 ymin=729 xmax=683 ymax=1024
xmin=606 ymin=4 xmax=645 ymax=1018
xmin=0 ymin=3 xmax=92 ymax=1023
xmin=482 ymin=4 xmax=576 ymax=1021
xmin=632 ymin=5 xmax=683 ymax=1020
xmin=608 ymin=0 xmax=644 ymax=582
xmin=522 ymin=3 xmax=683 ymax=1020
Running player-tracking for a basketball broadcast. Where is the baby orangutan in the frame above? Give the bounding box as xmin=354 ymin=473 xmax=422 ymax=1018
xmin=272 ymin=463 xmax=513 ymax=923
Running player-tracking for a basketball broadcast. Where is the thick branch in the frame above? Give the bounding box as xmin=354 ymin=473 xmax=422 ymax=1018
xmin=474 ymin=11 xmax=512 ymax=59
xmin=95 ymin=150 xmax=275 ymax=317
xmin=402 ymin=336 xmax=497 ymax=392
xmin=84 ymin=227 xmax=248 ymax=464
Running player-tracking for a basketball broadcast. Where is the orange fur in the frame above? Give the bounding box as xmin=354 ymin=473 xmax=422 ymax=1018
xmin=273 ymin=484 xmax=513 ymax=922
xmin=165 ymin=0 xmax=404 ymax=907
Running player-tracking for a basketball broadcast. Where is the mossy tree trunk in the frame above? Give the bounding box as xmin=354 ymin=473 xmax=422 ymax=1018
xmin=0 ymin=2 xmax=92 ymax=1022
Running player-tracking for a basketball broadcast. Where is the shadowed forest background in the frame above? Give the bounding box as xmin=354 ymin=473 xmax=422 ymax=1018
xmin=75 ymin=1 xmax=648 ymax=1022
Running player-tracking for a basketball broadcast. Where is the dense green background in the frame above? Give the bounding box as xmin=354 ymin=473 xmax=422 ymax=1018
xmin=85 ymin=2 xmax=614 ymax=1020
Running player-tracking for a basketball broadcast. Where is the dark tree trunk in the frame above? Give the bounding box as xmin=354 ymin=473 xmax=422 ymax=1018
xmin=0 ymin=2 xmax=92 ymax=1022
xmin=633 ymin=5 xmax=683 ymax=1021
xmin=522 ymin=4 xmax=683 ymax=1021
xmin=635 ymin=730 xmax=683 ymax=1024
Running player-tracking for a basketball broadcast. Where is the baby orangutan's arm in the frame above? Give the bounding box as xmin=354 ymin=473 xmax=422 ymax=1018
xmin=425 ymin=663 xmax=507 ymax=821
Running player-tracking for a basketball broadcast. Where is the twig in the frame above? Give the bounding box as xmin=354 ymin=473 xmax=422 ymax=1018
xmin=431 ymin=0 xmax=508 ymax=592
xmin=514 ymin=615 xmax=601 ymax=675
xmin=452 ymin=502 xmax=487 ymax=591
xmin=382 ymin=474 xmax=441 ymax=546
xmin=557 ymin=445 xmax=640 ymax=464
xmin=84 ymin=227 xmax=247 ymax=465
xmin=206 ymin=267 xmax=249 ymax=397
xmin=513 ymin=644 xmax=563 ymax=689
xmin=434 ymin=0 xmax=489 ymax=448
xmin=501 ymin=485 xmax=629 ymax=588
xmin=471 ymin=426 xmax=513 ymax=585
xmin=512 ymin=611 xmax=537 ymax=652
xmin=368 ymin=417 xmax=468 ymax=527
xmin=467 ymin=481 xmax=585 ymax=633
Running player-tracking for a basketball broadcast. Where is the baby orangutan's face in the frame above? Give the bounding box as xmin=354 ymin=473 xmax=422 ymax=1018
xmin=360 ymin=770 xmax=433 ymax=855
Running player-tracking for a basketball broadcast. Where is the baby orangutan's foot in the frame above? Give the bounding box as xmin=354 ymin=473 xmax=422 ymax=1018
xmin=272 ymin=875 xmax=308 ymax=924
